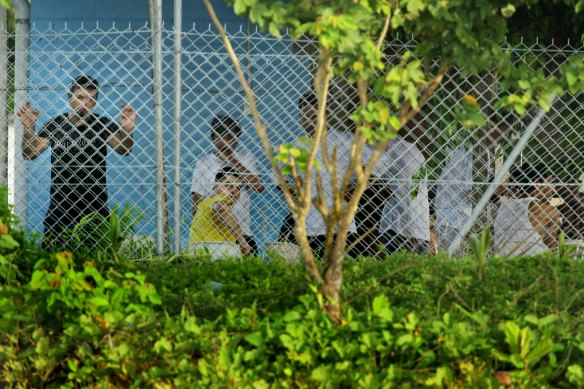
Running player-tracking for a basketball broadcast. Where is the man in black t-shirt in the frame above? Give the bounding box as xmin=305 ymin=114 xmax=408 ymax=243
xmin=17 ymin=75 xmax=137 ymax=248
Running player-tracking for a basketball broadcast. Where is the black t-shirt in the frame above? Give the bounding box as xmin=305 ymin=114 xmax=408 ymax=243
xmin=38 ymin=113 xmax=119 ymax=230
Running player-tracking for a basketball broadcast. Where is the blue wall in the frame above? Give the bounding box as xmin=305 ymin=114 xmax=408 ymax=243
xmin=27 ymin=0 xmax=311 ymax=252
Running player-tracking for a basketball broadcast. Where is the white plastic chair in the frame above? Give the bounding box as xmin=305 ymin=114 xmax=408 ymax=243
xmin=265 ymin=242 xmax=302 ymax=263
xmin=189 ymin=241 xmax=242 ymax=261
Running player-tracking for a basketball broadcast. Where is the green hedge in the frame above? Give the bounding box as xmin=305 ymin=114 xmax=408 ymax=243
xmin=0 ymin=203 xmax=583 ymax=387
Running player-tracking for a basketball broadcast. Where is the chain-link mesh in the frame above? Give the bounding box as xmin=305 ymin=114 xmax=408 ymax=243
xmin=1 ymin=23 xmax=583 ymax=258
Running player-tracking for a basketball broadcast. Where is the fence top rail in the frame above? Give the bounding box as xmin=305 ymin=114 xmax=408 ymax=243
xmin=2 ymin=22 xmax=578 ymax=54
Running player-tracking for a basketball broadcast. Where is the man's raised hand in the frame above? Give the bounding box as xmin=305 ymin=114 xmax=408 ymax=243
xmin=17 ymin=101 xmax=40 ymax=128
xmin=120 ymin=104 xmax=137 ymax=132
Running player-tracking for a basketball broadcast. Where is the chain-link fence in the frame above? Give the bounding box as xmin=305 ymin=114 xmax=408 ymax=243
xmin=1 ymin=22 xmax=583 ymax=258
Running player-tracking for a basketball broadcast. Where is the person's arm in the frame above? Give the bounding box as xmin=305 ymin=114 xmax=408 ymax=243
xmin=529 ymin=177 xmax=561 ymax=249
xmin=190 ymin=160 xmax=212 ymax=218
xmin=17 ymin=102 xmax=50 ymax=160
xmin=530 ymin=202 xmax=560 ymax=249
xmin=107 ymin=104 xmax=136 ymax=155
xmin=191 ymin=192 xmax=202 ymax=219
xmin=218 ymin=151 xmax=265 ymax=193
xmin=213 ymin=200 xmax=252 ymax=254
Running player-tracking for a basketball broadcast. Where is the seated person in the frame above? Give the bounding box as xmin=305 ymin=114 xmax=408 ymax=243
xmin=190 ymin=115 xmax=264 ymax=255
xmin=375 ymin=136 xmax=431 ymax=255
xmin=435 ymin=144 xmax=474 ymax=253
xmin=494 ymin=163 xmax=560 ymax=256
xmin=277 ymin=92 xmax=358 ymax=258
xmin=188 ymin=166 xmax=252 ymax=255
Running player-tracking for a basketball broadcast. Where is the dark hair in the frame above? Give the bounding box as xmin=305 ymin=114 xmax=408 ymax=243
xmin=214 ymin=166 xmax=242 ymax=183
xmin=211 ymin=115 xmax=242 ymax=140
xmin=509 ymin=162 xmax=547 ymax=195
xmin=69 ymin=75 xmax=99 ymax=98
xmin=297 ymin=92 xmax=317 ymax=110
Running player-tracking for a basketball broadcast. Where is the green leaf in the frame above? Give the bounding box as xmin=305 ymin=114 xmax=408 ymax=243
xmin=245 ymin=331 xmax=264 ymax=347
xmin=283 ymin=310 xmax=302 ymax=322
xmin=406 ymin=0 xmax=425 ymax=16
xmin=154 ymin=337 xmax=173 ymax=353
xmin=388 ymin=116 xmax=401 ymax=130
xmin=372 ymin=294 xmax=389 ymax=314
xmin=567 ymin=364 xmax=584 ymax=386
xmin=0 ymin=234 xmax=19 ymax=249
xmin=89 ymin=297 xmax=110 ymax=307
xmin=566 ymin=70 xmax=577 ymax=87
xmin=503 ymin=321 xmax=520 ymax=354
xmin=526 ymin=339 xmax=553 ymax=366
xmin=233 ymin=0 xmax=247 ymax=15
xmin=519 ymin=327 xmax=532 ymax=358
xmin=396 ymin=333 xmax=414 ymax=347
xmin=501 ymin=4 xmax=516 ymax=18
xmin=148 ymin=289 xmax=162 ymax=305
xmin=30 ymin=271 xmax=47 ymax=289
xmin=517 ymin=79 xmax=530 ymax=90
xmin=492 ymin=349 xmax=513 ymax=363
xmin=377 ymin=104 xmax=390 ymax=125
xmin=184 ymin=316 xmax=201 ymax=335
xmin=280 ymin=334 xmax=296 ymax=351
xmin=269 ymin=22 xmax=282 ymax=38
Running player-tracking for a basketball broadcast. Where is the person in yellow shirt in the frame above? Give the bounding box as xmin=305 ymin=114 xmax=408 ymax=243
xmin=189 ymin=166 xmax=252 ymax=255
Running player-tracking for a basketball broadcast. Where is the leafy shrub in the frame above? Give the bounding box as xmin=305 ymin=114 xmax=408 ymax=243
xmin=0 ymin=185 xmax=583 ymax=387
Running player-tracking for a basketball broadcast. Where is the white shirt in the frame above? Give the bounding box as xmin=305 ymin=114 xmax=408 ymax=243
xmin=435 ymin=145 xmax=473 ymax=229
xmin=190 ymin=152 xmax=258 ymax=236
xmin=281 ymin=129 xmax=357 ymax=236
xmin=371 ymin=137 xmax=430 ymax=241
xmin=494 ymin=197 xmax=548 ymax=256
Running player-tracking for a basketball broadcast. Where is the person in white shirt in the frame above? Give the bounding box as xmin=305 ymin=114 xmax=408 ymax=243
xmin=277 ymin=92 xmax=357 ymax=257
xmin=435 ymin=145 xmax=474 ymax=253
xmin=494 ymin=163 xmax=560 ymax=256
xmin=375 ymin=137 xmax=430 ymax=254
xmin=190 ymin=115 xmax=264 ymax=254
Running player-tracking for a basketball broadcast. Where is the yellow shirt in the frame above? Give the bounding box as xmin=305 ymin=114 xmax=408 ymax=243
xmin=189 ymin=195 xmax=236 ymax=245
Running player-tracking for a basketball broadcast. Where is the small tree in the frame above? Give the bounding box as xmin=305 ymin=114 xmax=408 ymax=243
xmin=204 ymin=0 xmax=584 ymax=322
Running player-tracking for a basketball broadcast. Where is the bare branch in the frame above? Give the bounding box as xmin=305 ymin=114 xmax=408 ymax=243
xmin=288 ymin=157 xmax=304 ymax=202
xmin=376 ymin=13 xmax=391 ymax=52
xmin=399 ymin=66 xmax=449 ymax=126
xmin=313 ymin=171 xmax=328 ymax=218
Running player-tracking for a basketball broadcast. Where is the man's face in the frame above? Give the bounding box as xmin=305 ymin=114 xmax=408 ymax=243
xmin=300 ymin=105 xmax=317 ymax=137
xmin=213 ymin=132 xmax=239 ymax=155
xmin=68 ymin=87 xmax=98 ymax=118
xmin=218 ymin=174 xmax=242 ymax=204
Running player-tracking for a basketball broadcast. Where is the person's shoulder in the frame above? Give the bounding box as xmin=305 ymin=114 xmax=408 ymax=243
xmin=195 ymin=153 xmax=220 ymax=167
xmin=531 ymin=198 xmax=560 ymax=214
xmin=44 ymin=114 xmax=67 ymax=126
xmin=200 ymin=194 xmax=218 ymax=204
xmin=92 ymin=113 xmax=117 ymax=127
xmin=237 ymin=150 xmax=257 ymax=161
xmin=40 ymin=114 xmax=68 ymax=135
xmin=199 ymin=194 xmax=223 ymax=207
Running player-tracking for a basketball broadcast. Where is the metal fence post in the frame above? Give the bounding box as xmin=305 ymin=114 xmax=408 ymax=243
xmin=0 ymin=8 xmax=8 ymax=185
xmin=148 ymin=0 xmax=166 ymax=256
xmin=10 ymin=0 xmax=30 ymax=224
xmin=173 ymin=0 xmax=183 ymax=254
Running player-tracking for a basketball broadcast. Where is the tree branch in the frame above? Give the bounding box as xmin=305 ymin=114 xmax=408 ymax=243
xmin=399 ymin=65 xmax=449 ymax=126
